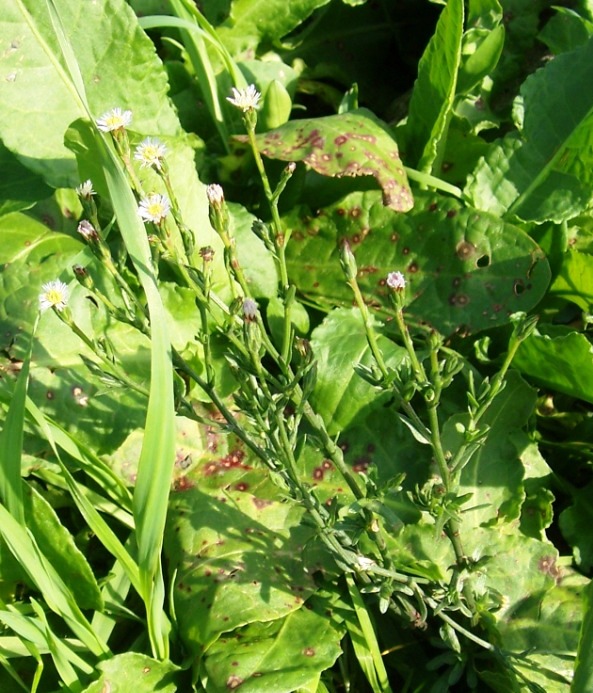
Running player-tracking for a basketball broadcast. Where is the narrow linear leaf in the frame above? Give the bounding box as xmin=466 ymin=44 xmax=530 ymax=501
xmin=573 ymin=578 xmax=593 ymax=693
xmin=345 ymin=576 xmax=392 ymax=693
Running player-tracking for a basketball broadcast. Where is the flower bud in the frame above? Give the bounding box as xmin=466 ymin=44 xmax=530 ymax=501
xmin=339 ymin=239 xmax=358 ymax=282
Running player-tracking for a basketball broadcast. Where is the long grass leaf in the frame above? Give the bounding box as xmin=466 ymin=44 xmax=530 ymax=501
xmin=345 ymin=576 xmax=392 ymax=693
xmin=0 ymin=512 xmax=108 ymax=658
xmin=0 ymin=317 xmax=37 ymax=523
xmin=43 ymin=0 xmax=176 ymax=657
xmin=25 ymin=397 xmax=141 ymax=594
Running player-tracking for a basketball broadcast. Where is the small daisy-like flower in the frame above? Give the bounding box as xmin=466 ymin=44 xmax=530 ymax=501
xmin=386 ymin=271 xmax=406 ymax=291
xmin=226 ymin=85 xmax=261 ymax=112
xmin=206 ymin=183 xmax=225 ymax=208
xmin=242 ymin=298 xmax=258 ymax=321
xmin=39 ymin=280 xmax=69 ymax=312
xmin=96 ymin=107 xmax=132 ymax=133
xmin=138 ymin=193 xmax=171 ymax=224
xmin=76 ymin=179 xmax=95 ymax=199
xmin=77 ymin=219 xmax=98 ymax=241
xmin=134 ymin=137 xmax=168 ymax=170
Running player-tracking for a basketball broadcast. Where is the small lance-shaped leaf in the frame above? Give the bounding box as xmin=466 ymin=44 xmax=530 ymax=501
xmin=466 ymin=37 xmax=593 ymax=222
xmin=244 ymin=109 xmax=413 ymax=212
xmin=203 ymin=597 xmax=343 ymax=693
xmin=0 ymin=0 xmax=180 ymax=188
xmin=400 ymin=0 xmax=464 ymax=173
xmin=284 ymin=190 xmax=550 ymax=335
xmin=513 ymin=328 xmax=593 ymax=404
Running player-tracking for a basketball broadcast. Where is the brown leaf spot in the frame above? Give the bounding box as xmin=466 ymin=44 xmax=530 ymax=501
xmin=456 ymin=240 xmax=476 ymax=260
xmin=303 ymin=647 xmax=316 ymax=657
xmin=226 ymin=675 xmax=244 ymax=689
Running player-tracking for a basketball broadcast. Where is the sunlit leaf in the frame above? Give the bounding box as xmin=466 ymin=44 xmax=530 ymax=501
xmin=246 ymin=109 xmax=413 ymax=212
xmin=285 ymin=190 xmax=550 ymax=335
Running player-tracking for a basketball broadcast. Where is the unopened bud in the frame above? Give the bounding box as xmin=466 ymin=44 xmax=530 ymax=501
xmin=72 ymin=264 xmax=93 ymax=289
xmin=77 ymin=219 xmax=99 ymax=242
xmin=339 ymin=239 xmax=358 ymax=282
xmin=200 ymin=246 xmax=215 ymax=262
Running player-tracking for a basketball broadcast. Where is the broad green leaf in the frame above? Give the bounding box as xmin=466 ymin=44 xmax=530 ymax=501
xmin=309 ymin=308 xmax=407 ymax=435
xmin=559 ymin=481 xmax=593 ymax=572
xmin=400 ymin=0 xmax=464 ymax=173
xmin=0 ymin=213 xmax=82 ymax=350
xmin=549 ymin=250 xmax=593 ymax=312
xmin=203 ymin=598 xmax=343 ymax=693
xmin=166 ymin=486 xmax=317 ymax=652
xmin=444 ymin=371 xmax=536 ymax=529
xmin=466 ymin=37 xmax=593 ymax=222
xmin=468 ymin=529 xmax=560 ymax=614
xmin=82 ymin=653 xmax=180 ymax=692
xmin=514 ymin=328 xmax=593 ymax=403
xmin=0 ymin=142 xmax=52 ymax=215
xmin=247 ymin=109 xmax=413 ymax=212
xmin=231 ymin=202 xmax=279 ymax=299
xmin=284 ymin=190 xmax=550 ymax=335
xmin=573 ymin=577 xmax=593 ymax=693
xmin=494 ymin=565 xmax=586 ymax=691
xmin=0 ymin=0 xmax=180 ymax=188
xmin=213 ymin=0 xmax=331 ymax=57
xmin=519 ymin=441 xmax=554 ymax=541
xmin=538 ymin=7 xmax=593 ymax=55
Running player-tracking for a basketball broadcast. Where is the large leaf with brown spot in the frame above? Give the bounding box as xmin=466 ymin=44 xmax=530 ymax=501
xmin=166 ymin=484 xmax=317 ymax=653
xmin=284 ymin=190 xmax=550 ymax=335
xmin=246 ymin=109 xmax=413 ymax=212
xmin=203 ymin=596 xmax=343 ymax=693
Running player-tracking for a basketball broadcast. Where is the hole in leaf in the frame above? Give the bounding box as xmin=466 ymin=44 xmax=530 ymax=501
xmin=476 ymin=255 xmax=490 ymax=268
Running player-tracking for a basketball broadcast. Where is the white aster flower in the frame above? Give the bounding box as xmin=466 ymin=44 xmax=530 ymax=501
xmin=386 ymin=271 xmax=406 ymax=291
xmin=76 ymin=179 xmax=95 ymax=199
xmin=206 ymin=183 xmax=225 ymax=208
xmin=138 ymin=193 xmax=171 ymax=224
xmin=39 ymin=280 xmax=69 ymax=312
xmin=226 ymin=85 xmax=261 ymax=112
xmin=134 ymin=137 xmax=168 ymax=170
xmin=96 ymin=107 xmax=132 ymax=132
